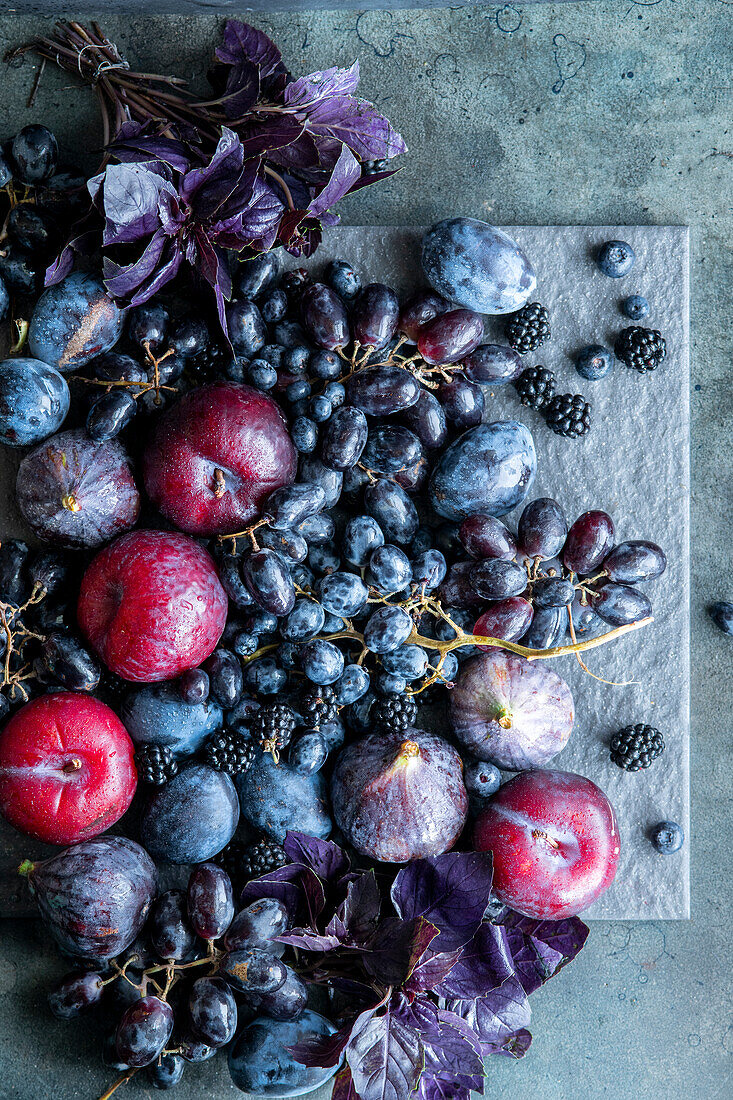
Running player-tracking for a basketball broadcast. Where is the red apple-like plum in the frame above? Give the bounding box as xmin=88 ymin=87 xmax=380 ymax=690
xmin=142 ymin=382 xmax=297 ymax=535
xmin=474 ymin=769 xmax=620 ymax=919
xmin=77 ymin=530 xmax=228 ymax=682
xmin=0 ymin=693 xmax=137 ymax=845
xmin=450 ymin=650 xmax=574 ymax=770
xmin=331 ymin=729 xmax=468 ymax=862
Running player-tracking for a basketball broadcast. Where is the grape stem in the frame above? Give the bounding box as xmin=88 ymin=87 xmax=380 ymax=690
xmin=97 ymin=1070 xmax=138 ymax=1100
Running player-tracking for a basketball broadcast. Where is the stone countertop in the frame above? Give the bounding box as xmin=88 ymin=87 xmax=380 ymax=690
xmin=0 ymin=4 xmax=730 ymax=1099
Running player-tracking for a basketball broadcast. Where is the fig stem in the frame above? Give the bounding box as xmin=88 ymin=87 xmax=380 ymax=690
xmin=61 ymin=493 xmax=81 ymax=513
xmin=497 ymin=709 xmax=513 ymax=730
xmin=17 ymin=859 xmax=34 ymax=878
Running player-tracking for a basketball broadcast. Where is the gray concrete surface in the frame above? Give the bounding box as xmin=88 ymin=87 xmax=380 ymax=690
xmin=0 ymin=3 xmax=730 ymax=1099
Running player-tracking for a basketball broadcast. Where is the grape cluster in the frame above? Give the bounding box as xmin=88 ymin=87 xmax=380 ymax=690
xmin=46 ymin=862 xmax=301 ymax=1093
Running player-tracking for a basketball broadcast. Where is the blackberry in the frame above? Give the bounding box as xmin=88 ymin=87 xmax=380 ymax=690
xmin=504 ymin=302 xmax=551 ymax=354
xmin=134 ymin=745 xmax=178 ymax=786
xmin=544 ymin=394 xmax=591 ymax=438
xmin=514 ymin=366 xmax=556 ymax=410
xmin=202 ymin=730 xmax=256 ymax=775
xmin=250 ymin=702 xmax=297 ymax=754
xmin=614 ymin=327 xmax=666 ymax=373
xmin=299 ymin=685 xmax=339 ymax=728
xmin=610 ymin=724 xmax=665 ymax=771
xmin=241 ymin=839 xmax=288 ymax=880
xmin=372 ymin=693 xmax=418 ymax=732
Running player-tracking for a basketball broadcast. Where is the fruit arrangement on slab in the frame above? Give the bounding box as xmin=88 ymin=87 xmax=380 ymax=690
xmin=0 ymin=18 xmax=690 ymax=1100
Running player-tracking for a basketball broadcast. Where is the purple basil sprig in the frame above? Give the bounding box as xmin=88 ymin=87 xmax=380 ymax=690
xmin=26 ymin=19 xmax=405 ymax=328
xmin=242 ymin=832 xmax=589 ymax=1100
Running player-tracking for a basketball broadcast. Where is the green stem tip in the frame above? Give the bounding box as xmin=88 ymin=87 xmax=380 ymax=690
xmin=17 ymin=859 xmax=34 ymax=878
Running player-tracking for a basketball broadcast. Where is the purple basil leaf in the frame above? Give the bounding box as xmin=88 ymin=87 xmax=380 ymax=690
xmin=326 ymin=871 xmax=381 ymax=946
xmin=446 ymin=975 xmax=531 ymax=1054
xmin=500 ymin=912 xmax=589 ymax=995
xmin=284 ymin=63 xmax=361 ymax=109
xmin=103 ymin=229 xmax=167 ymax=298
xmin=303 ymin=95 xmax=408 ymax=163
xmin=422 ymin=1009 xmax=484 ymax=1088
xmin=289 ymin=1020 xmax=356 ymax=1068
xmin=276 ymin=928 xmax=342 ymax=952
xmin=404 ymin=947 xmax=462 ymax=995
xmin=363 ymin=916 xmax=439 ymax=986
xmin=391 ymin=852 xmax=494 ymax=952
xmin=236 ymin=117 xmax=307 ymax=162
xmin=157 ymin=187 xmax=186 ymax=236
xmin=492 ymin=1028 xmax=532 ymax=1058
xmin=309 ymin=145 xmax=361 ymax=218
xmin=44 ymin=229 xmax=97 ymax=286
xmin=216 ymin=20 xmax=288 ymax=115
xmin=392 ymin=993 xmax=439 ymax=1038
xmin=101 ymin=162 xmax=168 ymax=246
xmin=240 ymin=863 xmax=325 ymax=924
xmin=332 ymin=1066 xmax=358 ymax=1100
xmin=346 ymin=1005 xmax=423 ymax=1100
xmin=267 ymin=130 xmax=322 ymax=174
xmin=346 ymin=167 xmax=400 ymax=194
xmin=434 ymin=922 xmax=514 ymax=1000
xmin=419 ymin=1077 xmax=470 ymax=1100
xmin=127 ymin=242 xmax=183 ymax=308
xmin=181 ymin=128 xmax=244 ymax=219
xmin=109 ymin=126 xmax=192 ymax=174
xmin=283 ymin=833 xmax=351 ymax=882
xmin=212 ymin=176 xmax=284 ymax=252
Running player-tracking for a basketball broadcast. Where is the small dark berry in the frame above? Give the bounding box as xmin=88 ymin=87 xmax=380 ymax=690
xmin=134 ymin=745 xmax=178 ymax=786
xmin=610 ymin=724 xmax=665 ymax=771
xmin=504 ymin=302 xmax=551 ymax=354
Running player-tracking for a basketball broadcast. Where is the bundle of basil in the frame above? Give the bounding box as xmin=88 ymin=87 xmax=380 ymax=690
xmin=11 ymin=20 xmax=406 ymax=327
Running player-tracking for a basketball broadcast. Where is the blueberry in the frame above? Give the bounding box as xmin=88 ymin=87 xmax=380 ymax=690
xmin=260 ymin=289 xmax=288 ymax=324
xmin=300 ymin=639 xmax=344 ymax=685
xmin=622 ymin=294 xmax=649 ymax=320
xmin=650 ymin=821 xmax=684 ymax=854
xmin=575 ymin=345 xmax=614 ymax=381
xmin=248 ymin=359 xmax=278 ymax=391
xmin=309 ymin=350 xmax=341 ymax=380
xmin=709 ymin=601 xmax=733 ymax=636
xmin=464 ymin=760 xmax=501 ymax=800
xmin=597 ymin=240 xmax=636 ymax=278
xmin=233 ymin=631 xmax=259 ymax=657
xmin=283 ymin=346 xmax=311 ymax=374
xmin=326 ymin=259 xmax=361 ymax=300
xmin=308 ymin=395 xmax=332 ymax=423
xmin=323 ymin=381 xmax=345 ymax=408
xmin=287 ymin=380 xmax=311 ymax=403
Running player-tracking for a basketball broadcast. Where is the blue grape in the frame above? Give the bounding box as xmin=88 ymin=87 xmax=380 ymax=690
xmin=48 ymin=971 xmax=104 ymax=1019
xmin=260 ymin=289 xmax=288 ymax=323
xmin=364 ymin=479 xmax=419 ymax=544
xmin=518 ymin=497 xmax=568 ymax=560
xmin=282 ymin=599 xmax=326 ymax=642
xmin=374 ymin=670 xmax=407 ymax=694
xmin=437 ymin=377 xmax=484 ymax=428
xmin=260 ymin=527 xmax=308 ymax=565
xmin=299 ymin=455 xmax=343 ymax=509
xmin=187 ymin=863 xmax=234 ymax=941
xmin=342 ymin=515 xmax=385 ymax=566
xmin=521 ymin=606 xmax=566 ymax=649
xmin=362 ymin=424 xmax=422 ymax=475
xmin=220 ymin=951 xmax=288 ymax=995
xmin=381 ymin=644 xmax=429 ymax=680
xmin=308 ymin=543 xmax=341 ymax=575
xmin=245 ymin=658 xmax=288 ymax=695
xmin=265 ymin=484 xmax=326 ymax=531
xmin=189 ymin=977 xmax=237 ymax=1047
xmin=363 ymin=605 xmax=413 ymax=653
xmin=237 ymin=252 xmax=281 ymax=298
xmin=470 ymin=558 xmax=527 ymax=600
xmin=255 ymin=966 xmax=309 ymax=1022
xmin=12 ymin=125 xmax=58 ymax=182
xmin=401 ymin=388 xmax=448 ymax=450
xmin=232 ymin=631 xmax=259 ymax=657
xmin=367 ymin=544 xmax=412 ymax=593
xmin=411 ymin=549 xmax=447 ymax=592
xmin=317 ymin=571 xmax=369 ymax=617
xmin=150 ymin=889 xmax=196 ymax=961
xmin=321 ymin=609 xmax=345 ymax=633
xmin=335 ymin=664 xmax=371 ymax=704
xmin=591 ymin=582 xmax=652 ymax=625
xmin=351 ymin=283 xmax=399 ymax=348
xmin=345 ymin=365 xmax=419 ymax=416
xmin=116 ymin=996 xmax=174 ymax=1068
xmin=283 ymin=345 xmax=311 ymax=373
xmin=245 ymin=610 xmax=279 ymax=636
xmin=324 ymin=381 xmax=346 ymax=408
xmin=300 ymin=639 xmax=344 ymax=684
xmin=148 ymin=1052 xmax=185 ymax=1090
xmin=320 ymin=405 xmax=369 ymax=471
xmin=289 ymin=731 xmax=328 ymax=774
xmin=462 ymin=343 xmax=523 ymax=385
xmin=296 ymin=512 xmax=335 ymax=546
xmin=86 ymin=390 xmax=137 ymax=441
xmin=301 ymin=283 xmax=349 ymax=350
xmin=223 ymin=899 xmax=289 ymax=953
xmin=531 ymin=577 xmax=575 ymax=608
xmin=226 ymin=299 xmax=266 ymax=357
xmin=602 ymin=540 xmax=666 ymax=584
xmin=203 ymin=648 xmax=243 ymax=708
xmin=308 ymin=395 xmax=332 ymax=423
xmin=243 ymin=549 xmax=296 ymax=616
xmin=326 ymin=259 xmax=361 ymax=300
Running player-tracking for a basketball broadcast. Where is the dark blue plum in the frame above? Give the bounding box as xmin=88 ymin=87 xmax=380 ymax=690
xmin=21 ymin=836 xmax=157 ymax=960
xmin=189 ymin=977 xmax=238 ymax=1047
xmin=140 ymin=764 xmax=239 ymax=864
xmin=289 ymin=731 xmax=328 ymax=774
xmin=226 ymin=299 xmax=267 ymax=357
xmin=400 ymin=388 xmax=448 ymax=450
xmin=422 ymin=218 xmax=536 ymax=314
xmin=363 ymin=605 xmax=413 ymax=654
xmin=28 ymin=273 xmax=124 ymax=372
xmin=320 ymin=405 xmax=368 ymax=471
xmin=463 ymin=343 xmax=524 ymax=384
xmin=591 ymin=582 xmax=652 ymax=626
xmin=148 ymin=1052 xmax=185 ymax=1089
xmin=223 ymin=898 xmax=289 ymax=953
xmin=300 ymin=639 xmax=344 ymax=685
xmin=0 ymin=357 xmax=69 ymax=446
xmin=575 ymin=345 xmax=614 ymax=381
xmin=367 ymin=544 xmax=412 ymax=594
xmin=299 ymin=455 xmax=343 ymax=509
xmin=282 ymin=599 xmax=325 ymax=642
xmin=430 ymin=421 xmax=536 ymax=521
xmin=265 ymin=484 xmax=326 ymax=531
xmin=411 ymin=549 xmax=447 ymax=592
xmin=243 ymin=549 xmax=296 ymax=617
xmin=342 ymin=515 xmax=385 ymax=566
xmin=335 ymin=664 xmax=371 ymax=704
xmin=236 ymin=753 xmax=332 ymax=842
xmin=364 ymin=479 xmax=419 ymax=544
xmin=228 ymin=1010 xmax=339 ymax=1097
xmin=317 ymin=571 xmax=369 ymax=617
xmin=597 ymin=239 xmax=635 ymax=278
xmin=121 ymin=684 xmax=222 ymax=758
xmin=345 ymin=365 xmax=420 ymax=416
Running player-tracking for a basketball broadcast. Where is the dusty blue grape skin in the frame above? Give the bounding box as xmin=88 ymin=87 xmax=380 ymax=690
xmin=463 ymin=343 xmax=524 ymax=385
xmin=422 ymin=219 xmax=536 ymax=314
xmin=0 ymin=357 xmax=70 ymax=446
xmin=28 ymin=273 xmax=125 ymax=372
xmin=228 ymin=1010 xmax=339 ymax=1097
xmin=236 ymin=753 xmax=332 ymax=843
xmin=430 ymin=421 xmax=537 ymax=521
xmin=120 ymin=684 xmax=223 ymax=758
xmin=140 ymin=764 xmax=239 ymax=864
